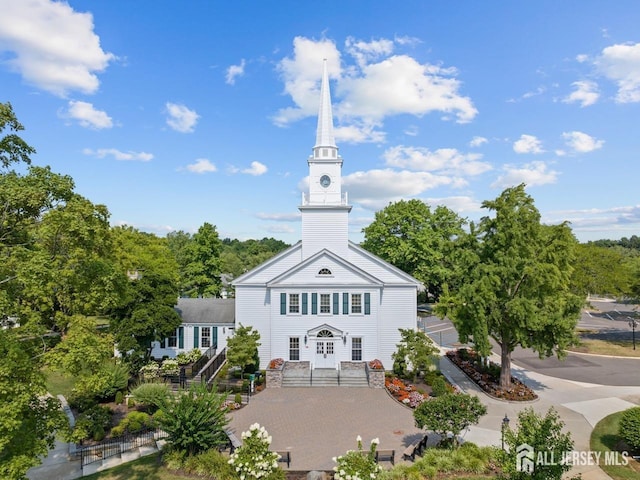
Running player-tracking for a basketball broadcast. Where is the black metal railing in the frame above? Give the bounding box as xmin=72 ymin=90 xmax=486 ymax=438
xmin=201 ymin=347 xmax=227 ymax=384
xmin=80 ymin=428 xmax=168 ymax=467
xmin=190 ymin=343 xmax=218 ymax=376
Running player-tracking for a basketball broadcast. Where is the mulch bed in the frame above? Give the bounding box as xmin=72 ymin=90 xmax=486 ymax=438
xmin=446 ymin=349 xmax=538 ymax=401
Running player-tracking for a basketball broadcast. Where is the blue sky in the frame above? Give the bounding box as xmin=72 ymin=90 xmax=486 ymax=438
xmin=1 ymin=1 xmax=640 ymax=244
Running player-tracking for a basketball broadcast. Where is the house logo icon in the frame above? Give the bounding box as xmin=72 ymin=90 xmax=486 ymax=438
xmin=516 ymin=443 xmax=535 ymax=473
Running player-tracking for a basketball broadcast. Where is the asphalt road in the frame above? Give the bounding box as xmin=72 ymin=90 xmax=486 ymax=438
xmin=421 ymin=300 xmax=640 ymax=387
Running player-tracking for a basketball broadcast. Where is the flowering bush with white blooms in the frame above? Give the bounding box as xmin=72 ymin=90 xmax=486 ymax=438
xmin=333 ymin=436 xmax=383 ymax=480
xmin=228 ymin=423 xmax=282 ymax=480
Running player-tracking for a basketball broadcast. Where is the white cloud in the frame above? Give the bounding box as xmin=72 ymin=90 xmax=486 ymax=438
xmin=491 ymin=161 xmax=558 ymax=189
xmin=242 ymin=161 xmax=268 ymax=176
xmin=62 ymin=100 xmax=113 ymax=129
xmin=424 ymin=196 xmax=483 ymax=213
xmin=334 ymin=122 xmax=386 ymax=144
xmin=345 ymin=36 xmax=394 ymax=67
xmin=563 ymin=80 xmax=599 ymax=107
xmin=338 ymin=54 xmax=477 ymax=123
xmin=383 ymin=145 xmax=492 ymax=176
xmin=185 ymin=158 xmax=217 ymax=174
xmin=225 ymin=59 xmax=246 ymax=85
xmin=469 ymin=136 xmax=488 ymax=147
xmin=273 ymin=36 xmax=477 ymax=135
xmin=165 ymin=102 xmax=199 ymax=133
xmin=404 ymin=125 xmax=419 ymax=137
xmin=562 ymin=131 xmax=604 ymax=153
xmin=83 ymin=148 xmax=153 ymax=162
xmin=0 ymin=0 xmax=115 ymax=96
xmin=255 ymin=212 xmax=300 ymax=222
xmin=342 ymin=169 xmax=456 ymax=210
xmin=513 ymin=134 xmax=544 ymax=154
xmin=595 ymin=42 xmax=640 ymax=103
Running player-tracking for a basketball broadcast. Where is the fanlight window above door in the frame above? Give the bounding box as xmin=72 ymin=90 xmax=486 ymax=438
xmin=317 ymin=329 xmax=333 ymax=337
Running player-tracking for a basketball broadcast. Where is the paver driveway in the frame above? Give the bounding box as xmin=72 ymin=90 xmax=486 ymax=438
xmin=228 ymin=387 xmax=424 ymax=471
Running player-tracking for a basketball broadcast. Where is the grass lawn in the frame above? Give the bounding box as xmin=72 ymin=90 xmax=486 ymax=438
xmin=590 ymin=411 xmax=640 ymax=480
xmin=569 ymin=338 xmax=640 ymax=358
xmin=43 ymin=367 xmax=76 ymax=397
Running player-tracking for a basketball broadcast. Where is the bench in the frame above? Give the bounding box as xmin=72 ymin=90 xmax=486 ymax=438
xmin=375 ymin=449 xmax=395 ymax=465
xmin=224 ymin=430 xmax=242 ymax=453
xmin=276 ymin=450 xmax=291 ymax=468
xmin=402 ymin=435 xmax=428 ymax=462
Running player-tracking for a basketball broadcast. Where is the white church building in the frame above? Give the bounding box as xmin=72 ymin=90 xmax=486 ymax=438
xmin=232 ymin=61 xmax=423 ymax=372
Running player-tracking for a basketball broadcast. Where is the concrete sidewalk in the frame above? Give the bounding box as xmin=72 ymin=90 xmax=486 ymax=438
xmin=438 ymin=351 xmax=640 ymax=480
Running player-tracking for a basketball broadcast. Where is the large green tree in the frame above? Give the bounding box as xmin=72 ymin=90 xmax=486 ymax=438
xmin=226 ymin=324 xmax=261 ymax=375
xmin=183 ymin=223 xmax=223 ymax=297
xmin=572 ymin=243 xmax=632 ymax=297
xmin=437 ymin=185 xmax=583 ymax=388
xmin=109 ymin=270 xmax=181 ymax=367
xmin=392 ymin=328 xmax=439 ymax=379
xmin=0 ymin=329 xmax=65 ymax=479
xmin=361 ymin=199 xmax=466 ymax=300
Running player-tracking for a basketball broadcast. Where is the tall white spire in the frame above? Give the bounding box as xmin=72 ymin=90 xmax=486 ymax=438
xmin=314 ymin=59 xmax=336 ymax=148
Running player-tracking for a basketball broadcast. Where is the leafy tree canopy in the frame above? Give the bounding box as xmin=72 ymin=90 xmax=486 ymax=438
xmin=0 ymin=329 xmax=65 ymax=479
xmin=437 ymin=185 xmax=583 ymax=388
xmin=226 ymin=323 xmax=261 ymax=374
xmin=0 ymin=102 xmax=35 ymax=169
xmin=392 ymin=328 xmax=439 ymax=379
xmin=361 ymin=199 xmax=466 ymax=300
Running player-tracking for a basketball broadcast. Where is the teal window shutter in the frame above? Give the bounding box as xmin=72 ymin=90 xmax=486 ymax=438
xmin=213 ymin=327 xmax=218 ymax=348
xmin=312 ymin=293 xmax=318 ymax=314
xmin=364 ymin=293 xmax=371 ymax=315
xmin=178 ymin=327 xmax=184 ymax=349
xmin=343 ymin=293 xmax=348 ymax=315
xmin=333 ymin=293 xmax=339 ymax=315
xmin=194 ymin=326 xmax=199 ymax=348
xmin=280 ymin=293 xmax=286 ymax=315
xmin=302 ymin=293 xmax=308 ymax=315
xmin=162 ymin=338 xmax=167 ymax=348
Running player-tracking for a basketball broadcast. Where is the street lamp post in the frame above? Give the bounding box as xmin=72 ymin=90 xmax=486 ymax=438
xmin=501 ymin=414 xmax=510 ymax=450
xmin=629 ymin=318 xmax=638 ymax=350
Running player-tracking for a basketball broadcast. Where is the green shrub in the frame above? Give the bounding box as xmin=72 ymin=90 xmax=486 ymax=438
xmin=163 ymin=448 xmax=236 ymax=479
xmin=68 ymin=405 xmax=112 ymax=442
xmin=115 ymin=391 xmax=124 ymax=405
xmin=111 ymin=424 xmax=125 ymax=437
xmin=72 ymin=362 xmax=130 ymax=401
xmin=130 ymin=382 xmax=170 ymax=412
xmin=139 ymin=362 xmax=160 ymax=379
xmin=234 ymin=393 xmax=242 ymax=404
xmin=430 ymin=377 xmax=447 ymax=397
xmin=161 ymin=359 xmax=179 ymax=376
xmin=619 ymin=406 xmax=640 ymax=450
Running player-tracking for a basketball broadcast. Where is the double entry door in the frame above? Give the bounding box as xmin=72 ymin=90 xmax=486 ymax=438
xmin=315 ymin=340 xmax=335 ymax=368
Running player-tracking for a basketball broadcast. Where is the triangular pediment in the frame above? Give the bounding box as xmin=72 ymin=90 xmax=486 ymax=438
xmin=266 ymin=249 xmax=383 ymax=287
xmin=307 ymin=323 xmax=343 ymax=337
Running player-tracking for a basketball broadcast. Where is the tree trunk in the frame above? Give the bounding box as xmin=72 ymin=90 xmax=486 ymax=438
xmin=499 ymin=345 xmax=512 ymax=389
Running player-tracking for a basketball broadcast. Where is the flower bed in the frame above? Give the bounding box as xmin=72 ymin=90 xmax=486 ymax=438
xmin=384 ymin=376 xmax=427 ymax=408
xmin=268 ymin=358 xmax=284 ymax=369
xmin=446 ymin=349 xmax=537 ymax=401
xmin=368 ymin=359 xmax=384 ymax=370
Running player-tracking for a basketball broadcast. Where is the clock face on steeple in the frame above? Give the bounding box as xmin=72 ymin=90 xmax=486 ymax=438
xmin=320 ymin=175 xmax=331 ymax=188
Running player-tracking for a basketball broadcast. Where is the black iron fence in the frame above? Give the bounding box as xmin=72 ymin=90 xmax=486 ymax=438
xmin=79 ymin=428 xmax=168 ymax=467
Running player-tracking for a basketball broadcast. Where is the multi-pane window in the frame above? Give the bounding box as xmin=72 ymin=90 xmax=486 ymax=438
xmin=318 ymin=268 xmax=332 ymax=275
xmin=351 ymin=294 xmax=362 ymax=314
xmin=352 ymin=337 xmax=362 ymax=361
xmin=289 ymin=337 xmax=300 ymax=361
xmin=201 ymin=327 xmax=211 ymax=348
xmin=320 ymin=294 xmax=331 ymax=313
xmin=167 ymin=329 xmax=177 ymax=347
xmin=289 ymin=294 xmax=300 ymax=313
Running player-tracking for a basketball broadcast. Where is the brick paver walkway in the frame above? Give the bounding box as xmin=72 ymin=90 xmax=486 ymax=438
xmin=228 ymin=387 xmax=424 ymax=471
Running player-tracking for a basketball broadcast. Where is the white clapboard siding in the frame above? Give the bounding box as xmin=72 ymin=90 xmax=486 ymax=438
xmin=301 ymin=209 xmax=349 ymax=259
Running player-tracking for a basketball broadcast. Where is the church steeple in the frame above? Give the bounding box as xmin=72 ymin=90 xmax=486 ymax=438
xmin=299 ymin=59 xmax=351 ymax=260
xmin=314 ymin=59 xmax=336 ymax=150
xmin=311 ymin=59 xmax=340 ymax=163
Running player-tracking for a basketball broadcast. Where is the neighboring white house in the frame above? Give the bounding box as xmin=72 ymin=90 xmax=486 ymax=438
xmin=150 ymin=298 xmax=235 ymax=359
xmin=232 ymin=60 xmax=423 ymax=371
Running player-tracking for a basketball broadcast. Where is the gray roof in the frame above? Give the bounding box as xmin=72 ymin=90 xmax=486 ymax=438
xmin=175 ymin=298 xmax=235 ymax=325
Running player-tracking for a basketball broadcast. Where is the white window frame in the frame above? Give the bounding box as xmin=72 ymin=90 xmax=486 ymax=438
xmin=351 ymin=294 xmax=362 ymax=314
xmin=289 ymin=337 xmax=300 ymax=361
xmin=167 ymin=329 xmax=178 ymax=348
xmin=352 ymin=337 xmax=362 ymax=361
xmin=320 ymin=293 xmax=331 ymax=314
xmin=289 ymin=293 xmax=300 ymax=314
xmin=201 ymin=327 xmax=211 ymax=348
